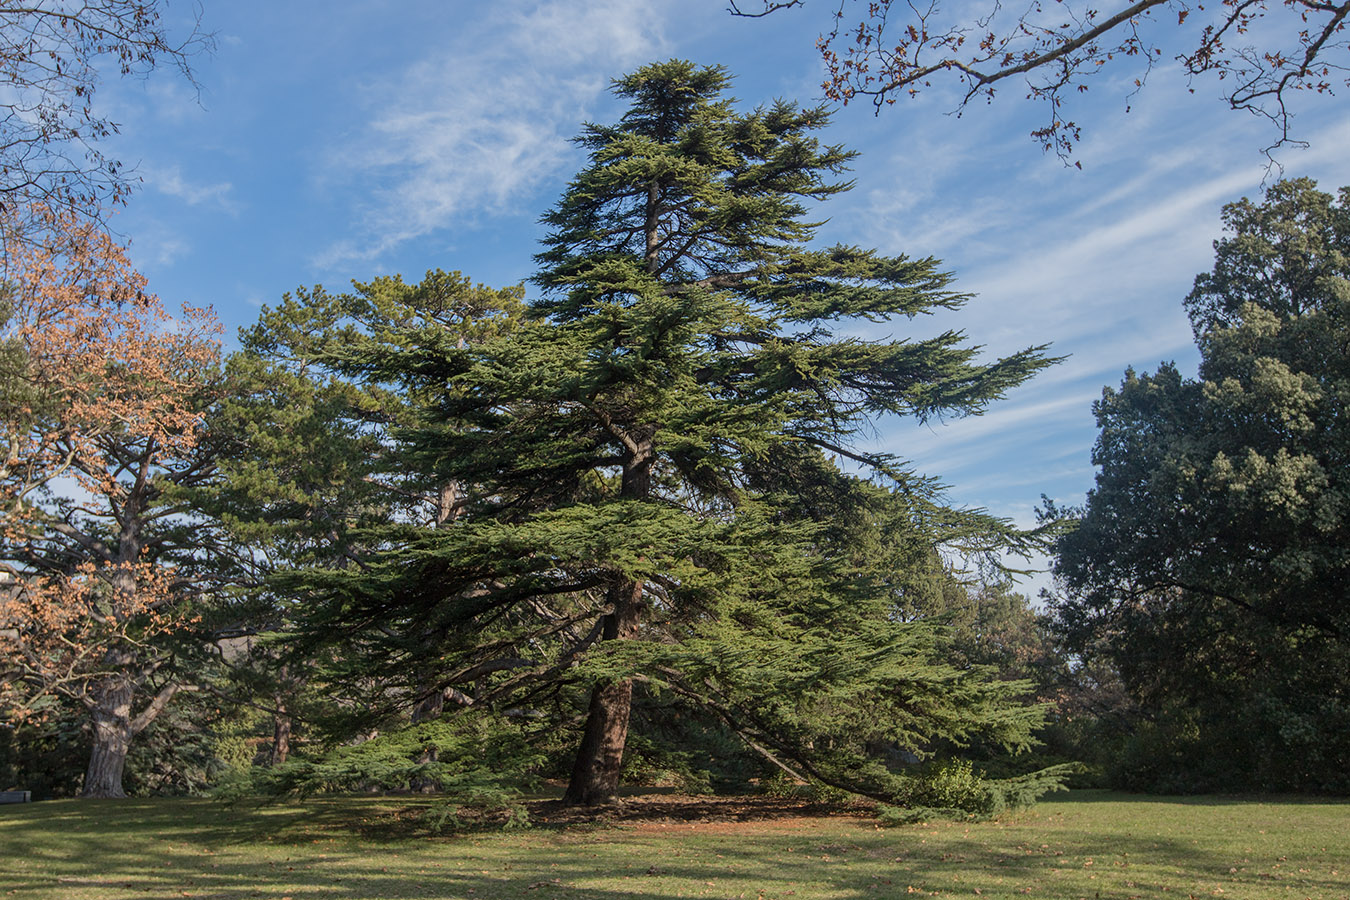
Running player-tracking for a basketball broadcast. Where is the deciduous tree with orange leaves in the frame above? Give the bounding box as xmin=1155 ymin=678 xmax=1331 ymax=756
xmin=0 ymin=206 xmax=221 ymax=798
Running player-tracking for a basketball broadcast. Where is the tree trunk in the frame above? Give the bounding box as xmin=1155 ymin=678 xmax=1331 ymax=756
xmin=562 ymin=416 xmax=654 ymax=807
xmin=410 ymin=685 xmax=445 ymax=793
xmin=269 ymin=697 xmax=292 ymax=767
xmin=83 ymin=675 xmax=134 ymax=799
xmin=562 ymin=576 xmax=644 ymax=805
xmin=83 ymin=529 xmax=146 ymax=799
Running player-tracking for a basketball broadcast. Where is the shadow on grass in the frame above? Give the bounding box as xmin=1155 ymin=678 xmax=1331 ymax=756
xmin=1043 ymin=788 xmax=1350 ymax=807
xmin=1 ymin=793 xmax=1347 ymax=899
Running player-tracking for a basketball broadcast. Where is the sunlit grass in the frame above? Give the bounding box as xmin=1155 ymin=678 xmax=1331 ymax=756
xmin=1 ymin=790 xmax=1347 ymax=899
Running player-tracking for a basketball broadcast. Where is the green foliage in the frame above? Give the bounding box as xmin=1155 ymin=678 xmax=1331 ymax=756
xmin=198 ymin=271 xmax=528 ymax=762
xmin=886 ymin=759 xmax=992 ymax=815
xmin=619 ymin=732 xmax=714 ymax=794
xmin=234 ymin=61 xmax=1057 ymax=810
xmin=877 ymin=760 xmax=1078 ymax=824
xmin=1108 ymin=693 xmax=1350 ymax=794
xmin=1052 ymin=178 xmax=1350 ymax=793
xmin=0 ymin=705 xmax=87 ymax=799
xmin=122 ymin=703 xmax=227 ymax=797
xmin=0 ymin=686 xmax=249 ymax=799
xmin=209 ymin=270 xmax=524 ymax=566
xmin=758 ymin=773 xmax=858 ymax=805
xmin=217 ymin=710 xmax=542 ymax=828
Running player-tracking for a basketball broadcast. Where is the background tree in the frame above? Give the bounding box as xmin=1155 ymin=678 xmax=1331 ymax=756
xmin=0 ymin=206 xmax=221 ymax=797
xmin=730 ymin=0 xmax=1350 ymax=159
xmin=1050 ymin=178 xmax=1350 ymax=792
xmin=203 ymin=271 xmax=524 ymax=772
xmin=283 ymin=61 xmax=1059 ymax=809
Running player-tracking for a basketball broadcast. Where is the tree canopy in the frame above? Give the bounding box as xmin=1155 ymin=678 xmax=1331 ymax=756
xmin=0 ymin=208 xmax=221 ymax=797
xmin=1051 ymin=178 xmax=1350 ymax=791
xmin=269 ymin=60 xmax=1059 ymax=809
xmin=0 ymin=1 xmax=210 ymax=242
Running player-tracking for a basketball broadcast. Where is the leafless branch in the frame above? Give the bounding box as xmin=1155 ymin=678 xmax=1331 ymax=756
xmin=740 ymin=0 xmax=1350 ymax=160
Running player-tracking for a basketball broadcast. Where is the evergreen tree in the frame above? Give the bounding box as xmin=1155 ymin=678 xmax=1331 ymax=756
xmin=288 ymin=61 xmax=1056 ymax=807
xmin=204 ymin=271 xmax=524 ymax=755
xmin=1052 ymin=178 xmax=1350 ymax=792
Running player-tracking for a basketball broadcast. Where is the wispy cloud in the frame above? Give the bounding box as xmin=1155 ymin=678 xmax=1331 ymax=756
xmin=849 ymin=110 xmax=1350 ymax=533
xmin=142 ymin=234 xmax=190 ymax=268
xmin=149 ymin=165 xmax=237 ymax=211
xmin=315 ymin=0 xmax=672 ymax=268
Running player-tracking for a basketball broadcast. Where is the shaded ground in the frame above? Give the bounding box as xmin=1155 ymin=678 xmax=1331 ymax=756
xmin=3 ymin=791 xmax=1348 ymax=899
xmin=525 ymin=792 xmax=876 ymax=827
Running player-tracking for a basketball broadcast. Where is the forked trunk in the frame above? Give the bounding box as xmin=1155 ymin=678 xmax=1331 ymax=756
xmin=81 ymin=654 xmax=177 ymax=798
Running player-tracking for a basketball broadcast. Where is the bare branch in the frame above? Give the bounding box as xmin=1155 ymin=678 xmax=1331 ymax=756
xmin=746 ymin=0 xmax=1350 ymax=159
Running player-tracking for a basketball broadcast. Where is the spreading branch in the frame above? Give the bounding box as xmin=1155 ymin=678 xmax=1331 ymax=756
xmin=732 ymin=0 xmax=1350 ymax=160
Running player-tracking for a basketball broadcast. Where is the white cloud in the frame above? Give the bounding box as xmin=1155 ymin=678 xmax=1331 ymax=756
xmin=145 ymin=235 xmax=190 ymax=268
xmin=315 ymin=0 xmax=672 ymax=268
xmin=150 ymin=165 xmax=237 ymax=211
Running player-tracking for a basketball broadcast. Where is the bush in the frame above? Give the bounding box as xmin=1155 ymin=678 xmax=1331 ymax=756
xmin=877 ymin=759 xmax=1080 ymax=825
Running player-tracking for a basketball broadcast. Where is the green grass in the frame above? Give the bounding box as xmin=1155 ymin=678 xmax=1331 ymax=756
xmin=1 ymin=791 xmax=1347 ymax=899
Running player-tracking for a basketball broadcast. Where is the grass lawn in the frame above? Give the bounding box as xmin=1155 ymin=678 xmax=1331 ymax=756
xmin=1 ymin=790 xmax=1347 ymax=899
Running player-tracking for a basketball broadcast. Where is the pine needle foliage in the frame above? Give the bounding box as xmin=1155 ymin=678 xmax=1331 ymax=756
xmin=279 ymin=61 xmax=1059 ymax=810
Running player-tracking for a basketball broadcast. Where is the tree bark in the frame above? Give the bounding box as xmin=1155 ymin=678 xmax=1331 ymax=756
xmin=266 ymin=662 xmax=300 ymax=767
xmin=562 ymin=577 xmax=643 ymax=805
xmin=269 ymin=697 xmax=292 ymax=767
xmin=562 ymin=429 xmax=653 ymax=806
xmin=83 ymin=674 xmax=134 ymax=799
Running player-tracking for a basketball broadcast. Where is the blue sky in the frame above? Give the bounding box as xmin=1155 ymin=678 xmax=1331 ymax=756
xmin=97 ymin=1 xmax=1350 ymax=593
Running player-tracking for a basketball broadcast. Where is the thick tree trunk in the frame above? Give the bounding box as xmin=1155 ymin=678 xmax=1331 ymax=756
xmin=79 ymin=497 xmax=180 ymax=798
xmin=563 ymin=675 xmax=634 ymax=805
xmin=562 ymin=576 xmax=644 ymax=806
xmin=83 ymin=675 xmax=135 ymax=799
xmin=563 ymin=402 xmax=655 ymax=807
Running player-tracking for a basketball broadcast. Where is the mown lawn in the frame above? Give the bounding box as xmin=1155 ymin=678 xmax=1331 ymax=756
xmin=1 ymin=790 xmax=1346 ymax=899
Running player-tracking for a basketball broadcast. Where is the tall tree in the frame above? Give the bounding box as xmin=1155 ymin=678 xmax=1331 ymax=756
xmin=287 ymin=61 xmax=1057 ymax=808
xmin=1051 ymin=178 xmax=1350 ymax=792
xmin=0 ymin=207 xmax=220 ymax=797
xmin=730 ymin=0 xmax=1350 ymax=159
xmin=205 ymin=271 xmax=525 ymax=758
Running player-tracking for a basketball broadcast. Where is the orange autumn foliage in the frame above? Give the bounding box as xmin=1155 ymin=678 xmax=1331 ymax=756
xmin=0 ymin=206 xmax=220 ymax=740
xmin=0 ymin=562 xmax=192 ymax=724
xmin=0 ymin=207 xmax=219 ymax=519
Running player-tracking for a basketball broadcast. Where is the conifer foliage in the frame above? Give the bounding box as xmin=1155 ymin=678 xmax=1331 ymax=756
xmin=285 ymin=61 xmax=1056 ymax=807
xmin=208 ymin=272 xmax=525 ymax=757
